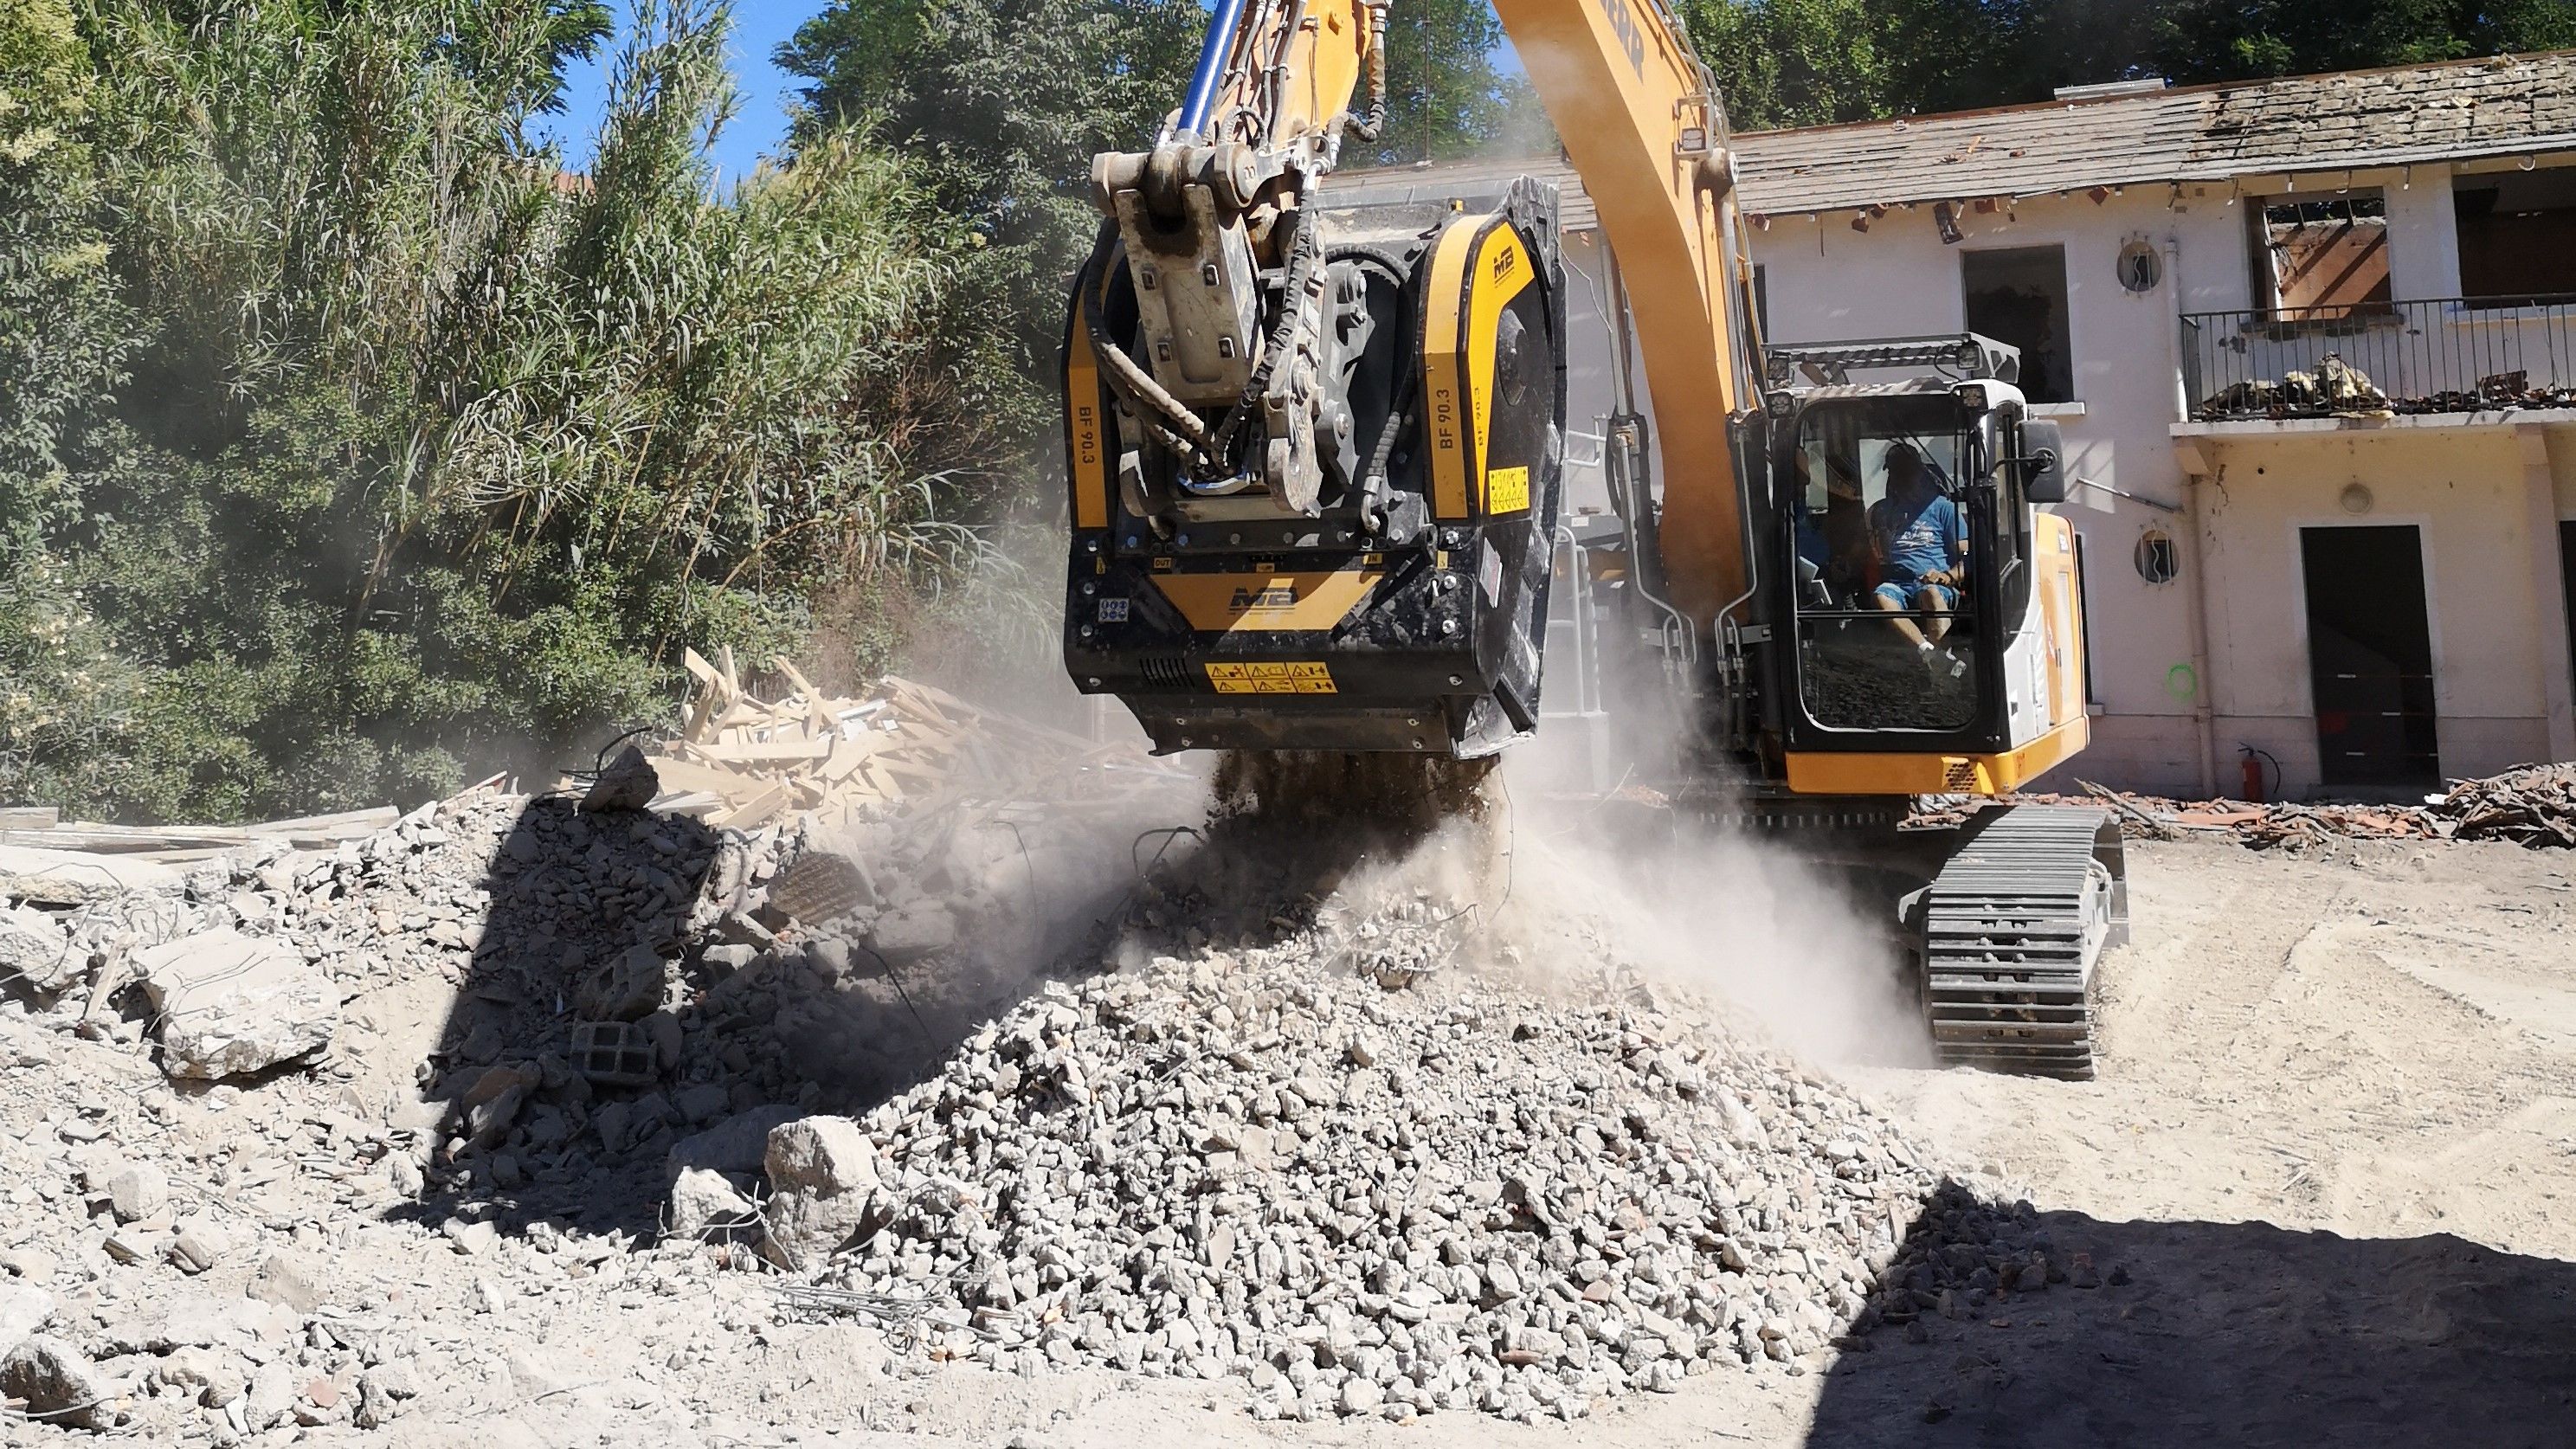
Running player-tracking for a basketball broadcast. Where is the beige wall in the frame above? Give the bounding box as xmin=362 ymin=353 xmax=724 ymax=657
xmin=2182 ymin=422 xmax=2574 ymax=795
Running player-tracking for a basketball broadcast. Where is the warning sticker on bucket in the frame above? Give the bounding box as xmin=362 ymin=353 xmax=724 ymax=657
xmin=1204 ymin=661 xmax=1337 ymax=695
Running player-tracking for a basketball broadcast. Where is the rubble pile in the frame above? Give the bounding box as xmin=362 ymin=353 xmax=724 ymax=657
xmin=635 ymin=650 xmax=1188 ymax=833
xmin=1916 ymin=764 xmax=2576 ymax=849
xmin=782 ymin=935 xmax=1942 ymax=1424
xmin=0 ymin=668 xmax=2116 ymax=1438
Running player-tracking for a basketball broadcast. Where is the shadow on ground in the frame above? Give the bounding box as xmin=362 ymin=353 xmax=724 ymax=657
xmin=1814 ymin=1184 xmax=2576 ymax=1448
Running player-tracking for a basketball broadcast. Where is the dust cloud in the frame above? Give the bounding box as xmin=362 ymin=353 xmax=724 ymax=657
xmin=1489 ymin=764 xmax=1932 ymax=1069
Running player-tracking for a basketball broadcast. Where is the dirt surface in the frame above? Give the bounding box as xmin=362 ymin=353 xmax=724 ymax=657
xmin=10 ymin=834 xmax=2575 ymax=1448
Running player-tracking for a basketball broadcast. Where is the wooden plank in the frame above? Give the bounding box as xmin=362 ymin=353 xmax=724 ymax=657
xmin=818 ymin=736 xmax=885 ymax=784
xmin=682 ymin=647 xmax=718 ymax=688
xmin=246 ymin=806 xmax=398 ymax=838
xmin=771 ymin=655 xmax=824 ymax=703
xmin=690 ymin=739 xmax=833 ymax=764
xmin=647 ymin=790 xmax=727 ymax=818
xmin=20 ymin=823 xmax=251 ymax=853
xmin=709 ymin=782 xmax=789 ymax=832
xmin=712 ymin=700 xmax=784 ymax=731
xmin=641 ymin=756 xmax=762 ymax=799
xmin=0 ymin=808 xmax=61 ymax=830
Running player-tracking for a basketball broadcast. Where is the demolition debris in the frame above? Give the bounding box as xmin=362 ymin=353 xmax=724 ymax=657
xmin=1913 ymin=764 xmax=2576 ymax=849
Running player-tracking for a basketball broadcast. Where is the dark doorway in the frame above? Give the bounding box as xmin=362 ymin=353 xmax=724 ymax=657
xmin=2302 ymin=525 xmax=2438 ymax=788
xmin=2561 ymin=520 xmax=2576 ymax=695
xmin=1962 ymin=246 xmax=2074 ymax=404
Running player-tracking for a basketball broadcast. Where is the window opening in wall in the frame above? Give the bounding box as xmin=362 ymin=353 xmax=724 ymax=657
xmin=2456 ymin=167 xmax=2576 ymax=307
xmin=1962 ymin=246 xmax=2073 ymax=405
xmin=2300 ymin=524 xmax=2438 ymax=789
xmin=2250 ymin=191 xmax=2390 ymax=321
xmin=2135 ymin=530 xmax=2177 ymax=584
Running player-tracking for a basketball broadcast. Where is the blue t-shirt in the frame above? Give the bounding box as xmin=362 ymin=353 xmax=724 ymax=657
xmin=1870 ymin=489 xmax=1964 ymax=583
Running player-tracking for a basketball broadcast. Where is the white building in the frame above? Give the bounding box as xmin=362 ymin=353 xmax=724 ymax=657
xmin=1730 ymin=52 xmax=2576 ymax=798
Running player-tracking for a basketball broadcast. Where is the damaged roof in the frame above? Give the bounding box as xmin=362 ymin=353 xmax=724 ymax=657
xmin=1734 ymin=49 xmax=2576 ymax=219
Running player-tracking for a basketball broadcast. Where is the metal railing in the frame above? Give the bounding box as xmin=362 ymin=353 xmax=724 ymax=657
xmin=2179 ymin=295 xmax=2576 ymax=421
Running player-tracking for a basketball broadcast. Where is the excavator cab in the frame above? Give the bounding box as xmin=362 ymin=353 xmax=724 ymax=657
xmin=1744 ymin=337 xmax=2088 ymax=796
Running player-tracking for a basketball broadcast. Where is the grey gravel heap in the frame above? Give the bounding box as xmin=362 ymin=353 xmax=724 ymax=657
xmin=792 ymin=937 xmax=1941 ymax=1423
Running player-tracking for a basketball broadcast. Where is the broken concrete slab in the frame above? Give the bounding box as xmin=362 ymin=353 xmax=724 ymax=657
xmin=581 ymin=746 xmax=660 ymax=814
xmin=247 ymin=1253 xmax=325 ymax=1314
xmin=668 ymin=1167 xmax=757 ymax=1239
xmin=0 ymin=844 xmax=180 ymax=903
xmin=867 ymin=901 xmax=956 ymax=963
xmin=0 ymin=1282 xmax=53 ymax=1357
xmin=132 ymin=928 xmax=337 ymax=1080
xmin=0 ymin=905 xmax=81 ymax=993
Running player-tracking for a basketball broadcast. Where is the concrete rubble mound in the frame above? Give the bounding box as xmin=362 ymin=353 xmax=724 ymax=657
xmin=785 ymin=937 xmax=1940 ymax=1423
xmin=0 ymin=664 xmax=2025 ymax=1438
xmin=1916 ymin=763 xmax=2576 ymax=850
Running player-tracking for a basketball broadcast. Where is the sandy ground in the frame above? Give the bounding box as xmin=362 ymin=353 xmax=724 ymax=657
xmin=341 ymin=834 xmax=2576 ymax=1449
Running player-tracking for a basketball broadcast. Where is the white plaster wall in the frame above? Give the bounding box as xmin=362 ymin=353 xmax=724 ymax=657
xmin=1534 ymin=159 xmax=2565 ymax=795
xmin=2193 ymin=427 xmax=2556 ymax=793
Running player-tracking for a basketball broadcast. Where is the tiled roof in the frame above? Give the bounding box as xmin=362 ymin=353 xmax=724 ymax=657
xmin=1734 ymin=50 xmax=2576 ymax=218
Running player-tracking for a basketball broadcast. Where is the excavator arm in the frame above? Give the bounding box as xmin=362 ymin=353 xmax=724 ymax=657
xmin=1495 ymin=0 xmax=1760 ymax=623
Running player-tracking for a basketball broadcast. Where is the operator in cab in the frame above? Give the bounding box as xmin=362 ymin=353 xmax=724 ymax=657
xmin=1865 ymin=443 xmax=1967 ymax=659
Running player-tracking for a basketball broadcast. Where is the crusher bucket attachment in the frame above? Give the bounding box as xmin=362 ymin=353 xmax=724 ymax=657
xmin=1060 ymin=179 xmax=1568 ymax=758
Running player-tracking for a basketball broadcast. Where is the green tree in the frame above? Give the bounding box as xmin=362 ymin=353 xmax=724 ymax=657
xmin=1680 ymin=0 xmax=1890 ymax=130
xmin=777 ymin=0 xmax=1203 ymax=448
xmin=2 ymin=0 xmax=986 ymax=821
xmin=1362 ymin=0 xmax=1540 ymax=164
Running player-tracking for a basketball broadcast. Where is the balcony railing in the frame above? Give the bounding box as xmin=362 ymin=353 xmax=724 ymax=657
xmin=2179 ymin=296 xmax=2576 ymax=422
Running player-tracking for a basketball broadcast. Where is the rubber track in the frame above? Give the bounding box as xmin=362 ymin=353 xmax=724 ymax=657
xmin=1922 ymin=804 xmax=2116 ymax=1080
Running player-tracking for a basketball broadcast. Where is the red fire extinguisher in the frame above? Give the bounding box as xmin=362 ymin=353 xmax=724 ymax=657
xmin=2238 ymin=745 xmax=2277 ymax=803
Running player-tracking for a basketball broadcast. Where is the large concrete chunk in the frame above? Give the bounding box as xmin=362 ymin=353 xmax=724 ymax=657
xmin=0 ymin=905 xmax=81 ymax=993
xmin=667 ymin=1104 xmax=801 ymax=1176
xmin=1 ymin=1335 xmax=113 ymax=1430
xmin=133 ymin=928 xmax=338 ymax=1080
xmin=760 ymin=1116 xmax=883 ymax=1271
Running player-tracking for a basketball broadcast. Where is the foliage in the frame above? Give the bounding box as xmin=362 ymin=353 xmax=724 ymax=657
xmin=777 ymin=0 xmax=1204 ymax=448
xmin=1362 ymin=0 xmax=1544 ymax=165
xmin=1681 ymin=0 xmax=1888 ymax=131
xmin=0 ymin=0 xmax=989 ymax=822
xmin=1691 ymin=0 xmax=2576 ymax=126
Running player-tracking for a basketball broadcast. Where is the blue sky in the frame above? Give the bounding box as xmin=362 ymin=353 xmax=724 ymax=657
xmin=537 ymin=2 xmax=831 ymax=185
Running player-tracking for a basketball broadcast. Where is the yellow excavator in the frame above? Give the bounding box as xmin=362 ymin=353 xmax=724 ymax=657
xmin=1057 ymin=0 xmax=2127 ymax=1077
